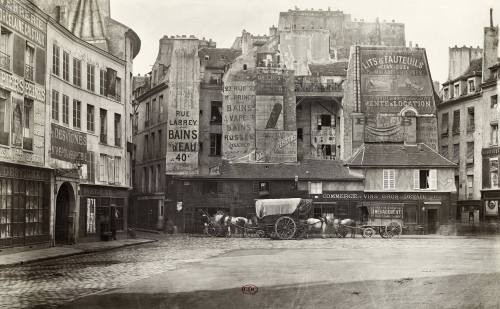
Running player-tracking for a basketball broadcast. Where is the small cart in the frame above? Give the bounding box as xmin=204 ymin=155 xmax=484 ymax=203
xmin=359 ymin=204 xmax=403 ymax=238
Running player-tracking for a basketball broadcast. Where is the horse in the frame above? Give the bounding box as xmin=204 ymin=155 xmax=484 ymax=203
xmin=305 ymin=213 xmax=335 ymax=239
xmin=333 ymin=218 xmax=357 ymax=238
xmin=213 ymin=211 xmax=250 ymax=237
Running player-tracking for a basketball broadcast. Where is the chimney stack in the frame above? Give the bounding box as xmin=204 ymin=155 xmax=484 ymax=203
xmin=482 ymin=8 xmax=498 ymax=82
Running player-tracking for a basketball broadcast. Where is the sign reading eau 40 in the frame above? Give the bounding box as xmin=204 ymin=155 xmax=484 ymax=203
xmin=166 ymin=110 xmax=199 ymax=175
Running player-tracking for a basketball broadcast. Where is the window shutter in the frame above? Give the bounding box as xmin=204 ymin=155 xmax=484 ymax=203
xmin=383 ymin=170 xmax=388 ymax=190
xmin=106 ymin=68 xmax=117 ymax=96
xmin=483 ymin=157 xmax=491 ymax=188
xmin=413 ymin=169 xmax=420 ymax=189
xmin=35 ymin=47 xmax=46 ymax=85
xmin=429 ymin=169 xmax=437 ymax=190
xmin=12 ymin=35 xmax=25 ymax=76
xmin=389 ymin=170 xmax=395 ymax=189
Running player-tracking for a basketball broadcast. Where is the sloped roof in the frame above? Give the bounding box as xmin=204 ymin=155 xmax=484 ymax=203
xmin=199 ymin=48 xmax=241 ymax=69
xmin=181 ymin=159 xmax=364 ymax=181
xmin=346 ymin=143 xmax=456 ymax=167
xmin=308 ymin=62 xmax=348 ymax=76
xmin=443 ymin=58 xmax=482 ymax=86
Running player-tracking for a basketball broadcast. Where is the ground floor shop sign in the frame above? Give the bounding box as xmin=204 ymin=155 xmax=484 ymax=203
xmin=317 ymin=191 xmax=443 ymax=201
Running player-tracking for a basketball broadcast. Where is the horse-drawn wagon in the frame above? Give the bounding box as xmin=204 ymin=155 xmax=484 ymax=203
xmin=358 ymin=204 xmax=403 ymax=238
xmin=255 ymin=198 xmax=313 ymax=240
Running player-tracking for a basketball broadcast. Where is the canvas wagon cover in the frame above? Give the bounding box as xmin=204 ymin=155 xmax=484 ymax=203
xmin=255 ymin=198 xmax=311 ymax=219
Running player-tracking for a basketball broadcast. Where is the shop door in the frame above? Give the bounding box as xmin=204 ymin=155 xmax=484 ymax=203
xmin=427 ymin=209 xmax=438 ymax=234
xmin=55 ymin=184 xmax=70 ymax=244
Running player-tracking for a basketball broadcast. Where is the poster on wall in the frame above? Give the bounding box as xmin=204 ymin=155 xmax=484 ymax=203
xmin=50 ymin=123 xmax=87 ymax=163
xmin=255 ymin=96 xmax=284 ymax=130
xmin=485 ymin=200 xmax=499 ymax=217
xmin=255 ymin=131 xmax=297 ymax=163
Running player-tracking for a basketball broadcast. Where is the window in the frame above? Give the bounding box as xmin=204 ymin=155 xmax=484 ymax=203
xmin=99 ymin=69 xmax=106 ymax=95
xmin=156 ymin=164 xmax=161 ymax=192
xmin=62 ymin=51 xmax=69 ymax=81
xmin=453 ymin=143 xmax=460 ymax=162
xmin=210 ymin=133 xmax=222 ymax=156
xmin=309 ymin=182 xmax=322 ymax=194
xmin=107 ymin=156 xmax=115 ymax=184
xmin=441 ymin=145 xmax=448 ymax=158
xmin=0 ymin=90 xmax=10 ymax=145
xmin=452 ymin=110 xmax=460 ymax=135
xmin=87 ymin=64 xmax=95 ymax=92
xmin=62 ymin=95 xmax=69 ymax=125
xmin=99 ymin=154 xmax=107 ymax=182
xmin=318 ymin=114 xmax=334 ymax=130
xmin=114 ymin=113 xmax=121 ymax=147
xmin=320 ymin=144 xmax=334 ymax=158
xmin=467 ymin=107 xmax=474 ymax=132
xmin=72 ymin=100 xmax=81 ymax=129
xmin=158 ymin=95 xmax=164 ymax=122
xmin=148 ymin=166 xmax=153 ymax=192
xmin=87 ymin=104 xmax=95 ymax=132
xmin=203 ymin=182 xmax=218 ymax=194
xmin=25 ymin=43 xmax=35 ymax=81
xmin=143 ymin=167 xmax=148 ymax=192
xmin=114 ymin=156 xmax=121 ymax=184
xmin=52 ymin=44 xmax=60 ymax=75
xmin=144 ymin=134 xmax=149 ymax=159
xmin=492 ymin=95 xmax=498 ymax=108
xmin=443 ymin=87 xmax=449 ymax=100
xmin=152 ymin=98 xmax=157 ymax=124
xmin=0 ymin=27 xmax=12 ymax=72
xmin=441 ymin=112 xmax=449 ymax=136
xmin=468 ymin=79 xmax=475 ymax=93
xmin=466 ymin=142 xmax=474 ymax=163
xmin=383 ymin=169 xmax=395 ymax=190
xmin=151 ymin=132 xmax=155 ymax=157
xmin=490 ymin=158 xmax=498 ymax=188
xmin=23 ymin=99 xmax=33 ymax=150
xmin=73 ymin=58 xmax=81 ymax=87
xmin=115 ymin=77 xmax=122 ymax=101
xmin=297 ymin=128 xmax=303 ymax=141
xmin=99 ymin=109 xmax=107 ymax=143
xmin=414 ymin=169 xmax=437 ymax=190
xmin=256 ymin=182 xmax=270 ymax=194
xmin=146 ymin=102 xmax=151 ymax=122
xmin=453 ymin=83 xmax=460 ymax=97
xmin=467 ymin=175 xmax=474 ymax=199
xmin=51 ymin=90 xmax=59 ymax=121
xmin=158 ymin=130 xmax=162 ymax=156
xmin=491 ymin=123 xmax=498 ymax=146
xmin=210 ymin=101 xmax=222 ymax=124
xmin=86 ymin=151 xmax=95 ymax=182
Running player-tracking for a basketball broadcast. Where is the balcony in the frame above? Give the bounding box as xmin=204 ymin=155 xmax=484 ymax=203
xmin=100 ymin=133 xmax=107 ymax=144
xmin=24 ymin=64 xmax=34 ymax=81
xmin=0 ymin=51 xmax=10 ymax=71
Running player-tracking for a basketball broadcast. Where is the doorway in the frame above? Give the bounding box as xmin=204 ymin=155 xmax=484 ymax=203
xmin=427 ymin=209 xmax=438 ymax=234
xmin=55 ymin=182 xmax=75 ymax=244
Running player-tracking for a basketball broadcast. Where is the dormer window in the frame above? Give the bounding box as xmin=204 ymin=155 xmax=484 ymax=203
xmin=454 ymin=83 xmax=460 ymax=98
xmin=443 ymin=87 xmax=449 ymax=100
xmin=204 ymin=55 xmax=209 ymax=61
xmin=467 ymin=79 xmax=475 ymax=93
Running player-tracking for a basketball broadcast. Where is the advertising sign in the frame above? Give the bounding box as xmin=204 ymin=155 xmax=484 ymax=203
xmin=369 ymin=204 xmax=403 ymax=219
xmin=485 ymin=200 xmax=499 ymax=217
xmin=222 ymin=81 xmax=256 ymax=161
xmin=255 ymin=130 xmax=297 ymax=163
xmin=50 ymin=123 xmax=87 ymax=163
xmin=255 ymin=96 xmax=284 ymax=130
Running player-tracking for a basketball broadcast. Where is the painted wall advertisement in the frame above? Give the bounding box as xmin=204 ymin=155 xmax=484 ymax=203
xmin=51 ymin=123 xmax=87 ymax=163
xmin=359 ymin=48 xmax=436 ymax=143
xmin=255 ymin=131 xmax=297 ymax=163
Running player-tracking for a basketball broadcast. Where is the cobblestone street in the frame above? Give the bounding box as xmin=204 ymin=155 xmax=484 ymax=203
xmin=2 ymin=234 xmax=500 ymax=308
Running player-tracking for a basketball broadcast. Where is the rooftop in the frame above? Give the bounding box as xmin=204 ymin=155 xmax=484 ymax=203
xmin=199 ymin=48 xmax=241 ymax=69
xmin=346 ymin=143 xmax=456 ymax=168
xmin=308 ymin=62 xmax=348 ymax=77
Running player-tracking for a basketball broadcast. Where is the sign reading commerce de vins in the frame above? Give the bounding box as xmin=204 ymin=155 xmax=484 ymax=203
xmin=51 ymin=124 xmax=87 ymax=163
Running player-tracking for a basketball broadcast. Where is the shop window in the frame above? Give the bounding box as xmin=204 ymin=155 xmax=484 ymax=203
xmin=62 ymin=51 xmax=69 ymax=81
xmin=403 ymin=204 xmax=417 ymax=224
xmin=73 ymin=58 xmax=81 ymax=87
xmin=413 ymin=169 xmax=437 ymax=190
xmin=491 ymin=95 xmax=498 ymax=108
xmin=0 ymin=90 xmax=9 ymax=145
xmin=52 ymin=44 xmax=60 ymax=76
xmin=87 ymin=104 xmax=95 ymax=132
xmin=383 ymin=169 xmax=395 ymax=190
xmin=308 ymin=182 xmax=322 ymax=194
xmin=490 ymin=158 xmax=498 ymax=188
xmin=86 ymin=198 xmax=96 ymax=234
xmin=62 ymin=95 xmax=69 ymax=125
xmin=466 ymin=107 xmax=474 ymax=132
xmin=23 ymin=99 xmax=33 ymax=151
xmin=441 ymin=112 xmax=449 ymax=136
xmin=210 ymin=101 xmax=222 ymax=124
xmin=72 ymin=99 xmax=81 ymax=129
xmin=51 ymin=90 xmax=59 ymax=121
xmin=87 ymin=64 xmax=95 ymax=92
xmin=491 ymin=123 xmax=498 ymax=146
xmin=210 ymin=133 xmax=222 ymax=156
xmin=452 ymin=110 xmax=460 ymax=135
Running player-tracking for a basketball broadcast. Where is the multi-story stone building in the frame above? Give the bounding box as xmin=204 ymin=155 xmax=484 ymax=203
xmin=0 ymin=0 xmax=50 ymax=249
xmin=437 ymin=10 xmax=499 ymax=225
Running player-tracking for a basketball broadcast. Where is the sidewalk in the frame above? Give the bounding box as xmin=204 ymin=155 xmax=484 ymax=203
xmin=0 ymin=238 xmax=156 ymax=267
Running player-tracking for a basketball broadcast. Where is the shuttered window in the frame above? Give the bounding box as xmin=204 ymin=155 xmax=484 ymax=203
xmin=414 ymin=169 xmax=438 ymax=190
xmin=309 ymin=182 xmax=322 ymax=194
xmin=383 ymin=169 xmax=395 ymax=190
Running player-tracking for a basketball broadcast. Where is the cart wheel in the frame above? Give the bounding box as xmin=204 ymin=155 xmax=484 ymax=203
xmin=362 ymin=227 xmax=375 ymax=238
xmin=206 ymin=225 xmax=217 ymax=237
xmin=386 ymin=222 xmax=402 ymax=238
xmin=379 ymin=228 xmax=388 ymax=238
xmin=274 ymin=216 xmax=297 ymax=240
xmin=337 ymin=226 xmax=348 ymax=238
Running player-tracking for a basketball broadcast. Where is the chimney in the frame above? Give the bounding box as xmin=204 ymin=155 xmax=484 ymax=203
xmin=482 ymin=8 xmax=499 ymax=82
xmin=241 ymin=30 xmax=253 ymax=55
xmin=269 ymin=25 xmax=278 ymax=37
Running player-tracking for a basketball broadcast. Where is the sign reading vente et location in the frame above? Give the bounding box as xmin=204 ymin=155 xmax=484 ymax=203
xmin=51 ymin=124 xmax=87 ymax=163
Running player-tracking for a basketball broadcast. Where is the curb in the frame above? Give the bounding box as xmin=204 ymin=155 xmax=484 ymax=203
xmin=0 ymin=239 xmax=157 ymax=269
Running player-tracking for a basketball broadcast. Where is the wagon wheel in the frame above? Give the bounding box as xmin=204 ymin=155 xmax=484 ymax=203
xmin=206 ymin=225 xmax=217 ymax=237
xmin=379 ymin=227 xmax=389 ymax=238
xmin=385 ymin=222 xmax=402 ymax=238
xmin=336 ymin=225 xmax=348 ymax=238
xmin=274 ymin=216 xmax=297 ymax=240
xmin=362 ymin=227 xmax=376 ymax=238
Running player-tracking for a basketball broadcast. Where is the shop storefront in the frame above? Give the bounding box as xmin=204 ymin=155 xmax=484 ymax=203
xmin=312 ymin=191 xmax=453 ymax=234
xmin=481 ymin=147 xmax=500 ymax=222
xmin=0 ymin=163 xmax=51 ymax=248
xmin=79 ymin=185 xmax=128 ymax=240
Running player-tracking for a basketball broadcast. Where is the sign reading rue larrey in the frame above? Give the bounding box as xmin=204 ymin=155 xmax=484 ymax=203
xmin=51 ymin=124 xmax=87 ymax=163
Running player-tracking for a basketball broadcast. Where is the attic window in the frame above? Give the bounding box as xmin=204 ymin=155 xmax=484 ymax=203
xmin=467 ymin=79 xmax=475 ymax=93
xmin=204 ymin=55 xmax=209 ymax=60
xmin=243 ymin=64 xmax=247 ymax=70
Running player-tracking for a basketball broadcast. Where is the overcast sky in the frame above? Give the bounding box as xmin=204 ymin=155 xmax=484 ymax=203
xmin=111 ymin=0 xmax=500 ymax=84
